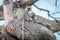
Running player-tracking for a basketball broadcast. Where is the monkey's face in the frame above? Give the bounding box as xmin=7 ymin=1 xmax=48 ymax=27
xmin=25 ymin=6 xmax=31 ymax=12
xmin=28 ymin=7 xmax=31 ymax=11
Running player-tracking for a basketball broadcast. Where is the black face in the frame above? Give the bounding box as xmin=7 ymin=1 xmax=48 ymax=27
xmin=28 ymin=8 xmax=31 ymax=11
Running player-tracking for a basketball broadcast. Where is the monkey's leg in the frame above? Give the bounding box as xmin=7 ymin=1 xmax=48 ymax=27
xmin=22 ymin=19 xmax=24 ymax=40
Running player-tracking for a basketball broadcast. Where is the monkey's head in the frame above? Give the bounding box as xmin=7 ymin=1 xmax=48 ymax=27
xmin=24 ymin=6 xmax=31 ymax=12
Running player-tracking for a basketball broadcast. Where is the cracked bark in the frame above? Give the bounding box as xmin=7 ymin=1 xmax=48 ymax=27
xmin=0 ymin=0 xmax=57 ymax=40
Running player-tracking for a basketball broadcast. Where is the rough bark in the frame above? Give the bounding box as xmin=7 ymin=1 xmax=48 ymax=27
xmin=0 ymin=6 xmax=60 ymax=33
xmin=0 ymin=0 xmax=57 ymax=40
xmin=35 ymin=15 xmax=60 ymax=32
xmin=0 ymin=20 xmax=56 ymax=40
xmin=3 ymin=0 xmax=15 ymax=26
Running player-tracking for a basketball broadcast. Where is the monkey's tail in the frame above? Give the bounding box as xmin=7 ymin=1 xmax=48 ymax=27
xmin=22 ymin=19 xmax=24 ymax=40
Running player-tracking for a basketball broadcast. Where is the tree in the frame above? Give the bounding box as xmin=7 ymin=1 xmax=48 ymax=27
xmin=0 ymin=0 xmax=57 ymax=40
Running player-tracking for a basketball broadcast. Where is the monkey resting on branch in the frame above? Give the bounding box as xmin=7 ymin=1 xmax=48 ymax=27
xmin=0 ymin=0 xmax=56 ymax=40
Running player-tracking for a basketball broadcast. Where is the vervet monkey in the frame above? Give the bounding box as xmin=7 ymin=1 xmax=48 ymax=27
xmin=15 ymin=6 xmax=31 ymax=40
xmin=29 ymin=12 xmax=36 ymax=22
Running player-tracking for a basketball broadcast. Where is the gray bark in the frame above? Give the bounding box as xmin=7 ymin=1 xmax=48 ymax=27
xmin=35 ymin=15 xmax=60 ymax=32
xmin=0 ymin=0 xmax=57 ymax=40
xmin=3 ymin=0 xmax=15 ymax=26
xmin=0 ymin=5 xmax=60 ymax=32
xmin=0 ymin=20 xmax=56 ymax=40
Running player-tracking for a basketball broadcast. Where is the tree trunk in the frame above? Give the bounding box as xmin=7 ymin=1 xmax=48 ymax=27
xmin=35 ymin=15 xmax=60 ymax=32
xmin=0 ymin=0 xmax=57 ymax=40
xmin=2 ymin=0 xmax=22 ymax=40
xmin=3 ymin=0 xmax=15 ymax=26
xmin=0 ymin=5 xmax=60 ymax=32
